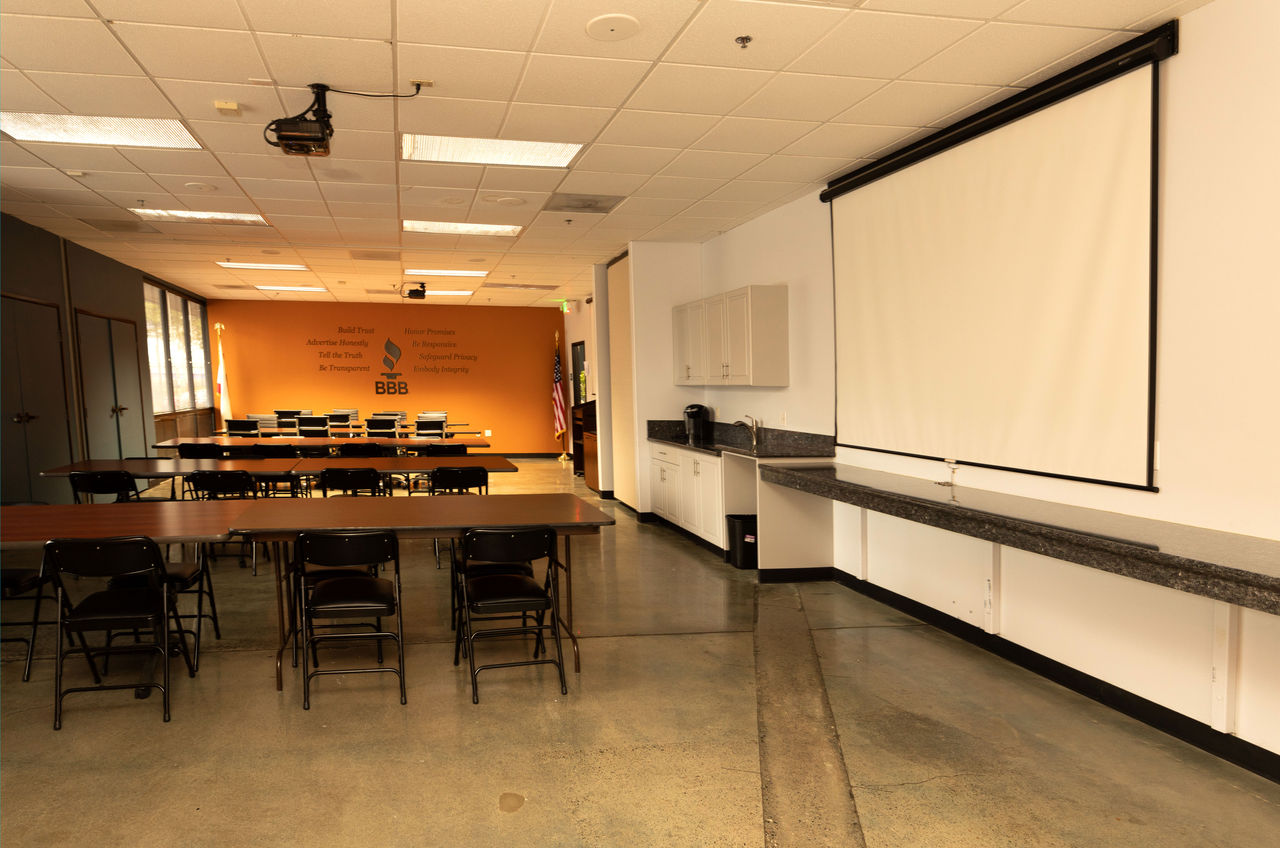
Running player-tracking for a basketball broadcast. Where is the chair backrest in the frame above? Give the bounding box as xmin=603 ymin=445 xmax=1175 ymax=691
xmin=425 ymin=442 xmax=467 ymax=457
xmin=185 ymin=470 xmax=257 ymax=500
xmin=331 ymin=408 xmax=359 ymax=419
xmin=338 ymin=442 xmax=388 ymax=458
xmin=223 ymin=444 xmax=264 ymax=459
xmin=317 ymin=467 xmax=385 ymax=497
xmin=44 ymin=535 xmax=166 ymax=587
xmin=273 ymin=409 xmax=302 ymax=427
xmin=253 ymin=442 xmax=300 ymax=458
xmin=298 ymin=426 xmax=330 ymax=438
xmin=415 ymin=419 xmax=446 ymax=437
xmin=430 ymin=466 xmax=487 ymax=494
xmin=364 ymin=418 xmax=397 ymax=436
xmin=326 ymin=412 xmax=351 ymax=425
xmin=68 ymin=471 xmax=140 ymax=504
xmin=417 ymin=410 xmax=447 ymax=420
xmin=374 ymin=411 xmax=407 ymax=421
xmin=246 ymin=413 xmax=278 ymax=425
xmin=460 ymin=526 xmax=556 ymax=567
xmin=177 ymin=442 xmax=224 ymax=459
xmin=295 ymin=530 xmax=398 ymax=570
xmin=226 ymin=418 xmax=259 ymax=437
xmin=296 ymin=415 xmax=329 ymax=429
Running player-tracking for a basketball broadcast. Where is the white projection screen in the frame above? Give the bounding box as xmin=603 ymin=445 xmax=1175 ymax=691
xmin=831 ymin=64 xmax=1156 ymax=488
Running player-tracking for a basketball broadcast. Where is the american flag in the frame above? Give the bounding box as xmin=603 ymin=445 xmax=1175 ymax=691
xmin=553 ymin=345 xmax=568 ymax=438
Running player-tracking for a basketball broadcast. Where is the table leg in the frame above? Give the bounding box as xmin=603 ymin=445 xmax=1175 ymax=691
xmin=557 ymin=536 xmax=580 ymax=673
xmin=271 ymin=540 xmax=291 ymax=691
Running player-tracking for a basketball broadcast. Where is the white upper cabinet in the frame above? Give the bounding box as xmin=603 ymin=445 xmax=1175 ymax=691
xmin=672 ymin=285 xmax=788 ymax=387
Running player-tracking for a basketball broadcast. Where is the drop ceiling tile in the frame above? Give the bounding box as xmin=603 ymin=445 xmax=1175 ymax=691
xmin=94 ymin=0 xmax=248 ymax=28
xmin=782 ymin=123 xmax=915 ymax=159
xmin=705 ymin=179 xmax=805 ymax=203
xmin=1011 ymin=30 xmax=1132 ymax=88
xmin=625 ymin=64 xmax=772 ymax=115
xmin=1000 ymin=0 xmax=1175 ymax=29
xmin=56 ymin=204 xmax=139 ymax=220
xmin=309 ymin=159 xmax=396 ymax=185
xmin=1126 ymin=0 xmax=1215 ymax=31
xmin=325 ymin=201 xmax=400 ymax=219
xmin=255 ymin=197 xmax=330 ymax=216
xmin=500 ymin=103 xmax=614 ymax=144
xmin=318 ymin=182 xmax=398 ymax=204
xmin=598 ymin=212 xmax=665 ymax=229
xmin=611 ymin=195 xmax=693 ymax=216
xmin=262 ymin=213 xmax=339 ymax=230
xmin=16 ymin=143 xmax=139 ymax=171
xmin=905 ymin=21 xmax=1110 ymax=85
xmin=399 ymin=231 xmax=462 ymax=250
xmin=932 ymin=86 xmax=1020 ymax=125
xmin=13 ymin=185 xmax=116 ymax=205
xmin=467 ymin=204 xmax=540 ymax=227
xmin=860 ymin=0 xmax=1019 ymax=17
xmin=574 ymin=144 xmax=679 ymax=175
xmin=0 ymin=141 xmax=47 ymax=167
xmin=632 ymin=174 xmax=726 ymax=200
xmin=789 ymin=11 xmax=981 ymax=78
xmin=399 ymin=163 xmax=486 ymax=191
xmin=120 ymin=149 xmax=231 ymax=178
xmin=693 ymin=117 xmax=818 ymax=155
xmin=736 ymin=153 xmax=856 ymax=182
xmin=397 ymin=44 xmax=525 ymax=102
xmin=660 ymin=149 xmax=766 ymax=179
xmin=0 ymin=16 xmax=143 ymax=76
xmin=3 ymin=0 xmax=96 ymax=15
xmin=534 ymin=0 xmax=701 ymax=61
xmin=258 ymin=33 xmax=393 ymax=92
xmin=0 ymin=68 xmax=67 ymax=112
xmin=149 ymin=173 xmax=244 ymax=195
xmin=278 ymin=84 xmax=396 ymax=131
xmin=217 ymin=153 xmax=316 ymax=181
xmin=188 ymin=120 xmax=276 ymax=155
xmin=478 ymin=166 xmax=567 ymax=192
xmin=474 ymin=189 xmax=548 ymax=210
xmin=555 ymin=170 xmax=650 ymax=196
xmin=516 ymin=55 xmax=650 ymax=108
xmin=397 ymin=0 xmax=550 ymax=51
xmin=733 ymin=73 xmax=886 ymax=122
xmin=72 ymin=170 xmax=167 ymax=193
xmin=325 ymin=130 xmax=396 ymax=162
xmin=596 ymin=110 xmax=720 ymax=148
xmin=241 ymin=0 xmax=390 ymax=38
xmin=110 ymin=23 xmax=270 ymax=82
xmin=24 ymin=71 xmax=179 ymax=118
xmin=397 ymin=96 xmax=507 ymax=138
xmin=663 ymin=0 xmax=848 ymax=71
xmin=165 ymin=195 xmax=259 ymax=213
xmin=834 ymin=80 xmax=1001 ymax=127
xmin=153 ymin=79 xmax=287 ymax=125
xmin=684 ymin=198 xmax=766 ymax=218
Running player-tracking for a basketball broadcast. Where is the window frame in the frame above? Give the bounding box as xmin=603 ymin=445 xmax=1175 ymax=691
xmin=143 ymin=279 xmax=212 ymax=413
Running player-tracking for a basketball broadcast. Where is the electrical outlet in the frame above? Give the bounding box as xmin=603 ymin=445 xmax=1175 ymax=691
xmin=484 ymin=429 xmax=492 ymax=437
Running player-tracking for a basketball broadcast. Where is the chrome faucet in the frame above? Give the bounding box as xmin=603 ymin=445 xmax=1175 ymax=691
xmin=733 ymin=415 xmax=759 ymax=451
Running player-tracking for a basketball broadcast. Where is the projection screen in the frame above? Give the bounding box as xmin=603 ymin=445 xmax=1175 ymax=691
xmin=830 ymin=63 xmax=1157 ymax=488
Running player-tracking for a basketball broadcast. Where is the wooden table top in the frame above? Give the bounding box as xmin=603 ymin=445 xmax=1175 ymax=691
xmin=0 ymin=500 xmax=253 ymax=549
xmin=154 ymin=435 xmax=491 ymax=449
xmin=291 ymin=455 xmax=516 ymax=474
xmin=43 ymin=458 xmax=303 ymax=478
xmin=229 ymin=493 xmax=614 ymax=539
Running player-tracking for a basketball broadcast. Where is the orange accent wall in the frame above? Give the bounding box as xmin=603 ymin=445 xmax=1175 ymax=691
xmin=207 ymin=300 xmax=568 ymax=454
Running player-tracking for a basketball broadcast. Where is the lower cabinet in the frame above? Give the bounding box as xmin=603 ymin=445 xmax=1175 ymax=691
xmin=650 ymin=443 xmax=724 ymax=549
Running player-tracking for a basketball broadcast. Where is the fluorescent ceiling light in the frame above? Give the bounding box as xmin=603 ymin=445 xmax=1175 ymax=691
xmin=255 ymin=285 xmax=326 ymax=292
xmin=218 ymin=261 xmax=309 ymax=271
xmin=131 ymin=208 xmax=267 ymax=225
xmin=1 ymin=112 xmax=201 ymax=148
xmin=403 ymin=220 xmax=522 ymax=237
xmin=403 ymin=268 xmax=488 ymax=277
xmin=401 ymin=134 xmax=581 ymax=168
xmin=418 ymin=290 xmax=473 ymax=296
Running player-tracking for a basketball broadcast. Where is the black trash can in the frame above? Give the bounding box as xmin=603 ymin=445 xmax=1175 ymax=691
xmin=726 ymin=514 xmax=758 ymax=570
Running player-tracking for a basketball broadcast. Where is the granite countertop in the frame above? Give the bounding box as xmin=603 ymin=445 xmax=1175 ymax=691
xmin=647 ymin=420 xmax=836 ymax=459
xmin=759 ymin=463 xmax=1280 ymax=616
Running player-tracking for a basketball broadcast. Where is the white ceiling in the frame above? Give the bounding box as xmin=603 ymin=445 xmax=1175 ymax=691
xmin=0 ymin=0 xmax=1211 ymax=308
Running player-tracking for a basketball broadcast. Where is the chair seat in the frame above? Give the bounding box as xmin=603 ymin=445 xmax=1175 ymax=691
xmin=309 ymin=577 xmax=395 ymax=616
xmin=465 ymin=573 xmax=551 ymax=614
xmin=65 ymin=589 xmax=163 ymax=631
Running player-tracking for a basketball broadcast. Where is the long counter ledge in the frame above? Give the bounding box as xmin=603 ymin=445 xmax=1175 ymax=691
xmin=759 ymin=463 xmax=1280 ymax=616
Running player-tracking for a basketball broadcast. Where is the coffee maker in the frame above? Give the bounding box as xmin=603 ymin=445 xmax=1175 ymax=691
xmin=683 ymin=403 xmax=714 ymax=446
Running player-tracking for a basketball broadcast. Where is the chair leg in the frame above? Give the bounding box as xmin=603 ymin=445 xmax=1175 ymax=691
xmin=21 ymin=580 xmax=47 ymax=682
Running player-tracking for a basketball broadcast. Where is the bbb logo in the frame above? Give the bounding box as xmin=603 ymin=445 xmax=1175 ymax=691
xmin=376 ymin=338 xmax=409 ymax=395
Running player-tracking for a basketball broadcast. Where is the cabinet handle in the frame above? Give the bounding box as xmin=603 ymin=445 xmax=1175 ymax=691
xmin=685 ymin=364 xmax=690 ymax=378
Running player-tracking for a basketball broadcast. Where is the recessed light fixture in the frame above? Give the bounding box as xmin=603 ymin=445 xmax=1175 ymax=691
xmin=401 ymin=134 xmax=581 ymax=168
xmin=403 ymin=269 xmax=489 ymax=277
xmin=255 ymin=285 xmax=326 ymax=292
xmin=131 ymin=208 xmax=267 ymax=225
xmin=0 ymin=113 xmax=201 ymax=148
xmin=402 ymin=220 xmax=522 ymax=237
xmin=218 ymin=261 xmax=309 ymax=271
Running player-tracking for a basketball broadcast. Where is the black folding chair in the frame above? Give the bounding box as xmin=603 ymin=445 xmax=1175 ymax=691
xmin=68 ymin=471 xmax=140 ymax=504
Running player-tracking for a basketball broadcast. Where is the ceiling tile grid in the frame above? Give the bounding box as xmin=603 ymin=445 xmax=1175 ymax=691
xmin=0 ymin=0 xmax=1209 ymax=306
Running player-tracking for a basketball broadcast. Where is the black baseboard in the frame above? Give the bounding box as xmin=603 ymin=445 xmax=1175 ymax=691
xmin=762 ymin=566 xmax=1279 ymax=784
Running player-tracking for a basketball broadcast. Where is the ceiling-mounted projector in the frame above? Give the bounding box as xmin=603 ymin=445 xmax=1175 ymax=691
xmin=265 ymin=83 xmax=333 ymax=156
xmin=402 ymin=282 xmax=426 ymax=300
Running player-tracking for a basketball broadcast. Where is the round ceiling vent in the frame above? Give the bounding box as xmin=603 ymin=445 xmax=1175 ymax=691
xmin=585 ymin=13 xmax=640 ymax=42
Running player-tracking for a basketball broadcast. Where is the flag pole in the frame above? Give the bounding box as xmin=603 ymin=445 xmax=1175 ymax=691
xmin=554 ymin=331 xmax=569 ymax=463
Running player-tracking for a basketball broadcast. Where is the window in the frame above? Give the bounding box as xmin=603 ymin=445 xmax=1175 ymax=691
xmin=144 ymin=281 xmax=211 ymax=412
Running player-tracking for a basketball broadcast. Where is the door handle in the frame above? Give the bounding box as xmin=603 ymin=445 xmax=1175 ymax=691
xmin=10 ymin=414 xmax=23 ymax=424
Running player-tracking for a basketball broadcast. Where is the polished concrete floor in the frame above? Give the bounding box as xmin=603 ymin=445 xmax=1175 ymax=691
xmin=2 ymin=459 xmax=1277 ymax=847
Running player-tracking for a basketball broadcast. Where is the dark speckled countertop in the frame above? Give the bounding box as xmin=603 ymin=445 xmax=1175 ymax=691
xmin=760 ymin=463 xmax=1280 ymax=616
xmin=647 ymin=419 xmax=835 ymax=458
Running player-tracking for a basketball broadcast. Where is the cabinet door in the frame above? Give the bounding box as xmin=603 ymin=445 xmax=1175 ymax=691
xmin=672 ymin=304 xmax=695 ymax=384
xmin=679 ymin=453 xmax=701 ymax=534
xmin=697 ymin=456 xmax=724 ymax=548
xmin=704 ymin=295 xmax=728 ymax=383
xmin=724 ymin=289 xmax=751 ymax=385
xmin=649 ymin=459 xmax=677 ymax=520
